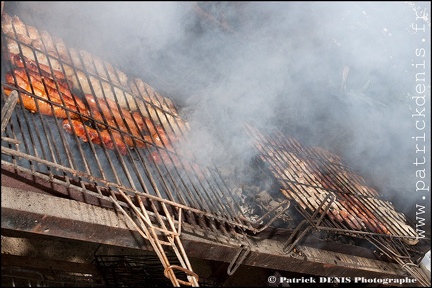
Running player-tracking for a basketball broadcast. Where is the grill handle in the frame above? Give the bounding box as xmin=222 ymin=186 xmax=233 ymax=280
xmin=227 ymin=244 xmax=251 ymax=275
xmin=1 ymin=90 xmax=18 ymax=134
xmin=163 ymin=265 xmax=199 ymax=286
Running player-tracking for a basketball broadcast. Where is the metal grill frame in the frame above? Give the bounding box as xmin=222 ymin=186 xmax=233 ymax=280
xmin=244 ymin=123 xmax=430 ymax=286
xmin=0 ymin=11 xmax=290 ymax=246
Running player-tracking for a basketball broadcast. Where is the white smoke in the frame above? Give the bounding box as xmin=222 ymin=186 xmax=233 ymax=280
xmin=10 ymin=1 xmax=431 ymax=231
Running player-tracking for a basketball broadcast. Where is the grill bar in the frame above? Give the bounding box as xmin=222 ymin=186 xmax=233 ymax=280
xmin=109 ymin=190 xmax=199 ymax=287
xmin=1 ymin=89 xmax=18 ymax=133
xmin=0 ymin=158 xmax=251 ymax=236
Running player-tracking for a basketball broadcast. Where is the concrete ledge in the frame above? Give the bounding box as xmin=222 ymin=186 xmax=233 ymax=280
xmin=1 ymin=185 xmax=419 ymax=279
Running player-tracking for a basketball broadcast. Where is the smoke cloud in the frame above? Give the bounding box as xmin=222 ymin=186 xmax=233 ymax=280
xmin=11 ymin=2 xmax=431 ymax=230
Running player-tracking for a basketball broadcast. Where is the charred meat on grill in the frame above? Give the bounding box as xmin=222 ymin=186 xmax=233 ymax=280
xmin=62 ymin=119 xmax=128 ymax=155
xmin=4 ymin=67 xmax=89 ymax=119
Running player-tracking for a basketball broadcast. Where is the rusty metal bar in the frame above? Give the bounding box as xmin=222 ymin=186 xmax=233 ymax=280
xmin=227 ymin=244 xmax=251 ymax=275
xmin=0 ymin=159 xmax=254 ymax=233
xmin=1 ymin=89 xmax=18 ymax=133
xmin=164 ymin=265 xmax=200 ymax=286
xmin=111 ymin=189 xmax=200 ymax=287
xmin=239 ymin=199 xmax=291 ymax=233
xmin=283 ymin=193 xmax=335 ymax=254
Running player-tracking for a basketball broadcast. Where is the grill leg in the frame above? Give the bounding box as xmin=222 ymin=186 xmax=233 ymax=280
xmin=227 ymin=244 xmax=251 ymax=276
xmin=282 ymin=220 xmax=312 ymax=254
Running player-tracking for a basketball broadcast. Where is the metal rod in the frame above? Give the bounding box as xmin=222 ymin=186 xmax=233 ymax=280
xmin=1 ymin=89 xmax=18 ymax=133
xmin=227 ymin=245 xmax=251 ymax=275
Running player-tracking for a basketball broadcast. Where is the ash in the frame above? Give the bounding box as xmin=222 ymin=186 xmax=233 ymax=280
xmin=226 ymin=157 xmax=297 ymax=229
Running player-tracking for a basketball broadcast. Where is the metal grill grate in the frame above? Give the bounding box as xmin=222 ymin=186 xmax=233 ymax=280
xmin=244 ymin=123 xmax=430 ymax=286
xmin=0 ymin=12 xmax=287 ymax=240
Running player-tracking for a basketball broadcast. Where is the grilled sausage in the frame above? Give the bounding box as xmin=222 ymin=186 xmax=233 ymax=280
xmin=329 ymin=207 xmax=344 ymax=223
xmin=83 ymin=94 xmax=149 ymax=148
xmin=62 ymin=119 xmax=128 ymax=155
xmin=11 ymin=53 xmax=70 ymax=82
xmin=4 ymin=68 xmax=88 ymax=119
xmin=85 ymin=93 xmax=178 ymax=150
xmin=12 ymin=67 xmax=74 ymax=98
xmin=347 ymin=196 xmax=390 ymax=235
xmin=84 ymin=94 xmax=143 ymax=130
xmin=131 ymin=111 xmax=176 ymax=149
xmin=339 ymin=209 xmax=364 ymax=230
